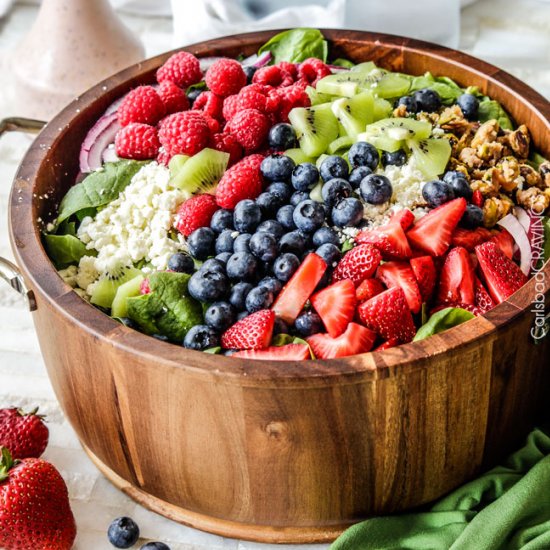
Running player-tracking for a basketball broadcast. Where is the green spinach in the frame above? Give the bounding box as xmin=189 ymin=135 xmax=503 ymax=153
xmin=478 ymin=99 xmax=514 ymax=130
xmin=413 ymin=307 xmax=475 ymax=341
xmin=43 ymin=234 xmax=92 ymax=269
xmin=258 ymin=28 xmax=328 ymax=64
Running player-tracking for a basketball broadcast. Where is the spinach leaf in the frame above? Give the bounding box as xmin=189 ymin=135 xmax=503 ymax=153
xmin=408 ymin=72 xmax=436 ymax=91
xmin=258 ymin=28 xmax=328 ymax=64
xmin=56 ymin=219 xmax=77 ymax=237
xmin=43 ymin=234 xmax=92 ymax=269
xmin=528 ymin=151 xmax=547 ymax=171
xmin=56 ymin=160 xmax=146 ymax=226
xmin=414 ymin=307 xmax=475 ymax=341
xmin=127 ymin=271 xmax=203 ymax=343
xmin=204 ymin=347 xmax=222 ymax=354
xmin=478 ymin=99 xmax=514 ymax=130
xmin=331 ymin=58 xmax=355 ymax=69
xmin=341 ymin=239 xmax=354 ymax=253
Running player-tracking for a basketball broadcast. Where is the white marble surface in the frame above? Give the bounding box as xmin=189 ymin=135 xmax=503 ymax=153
xmin=1 ymin=1 xmax=550 ymax=548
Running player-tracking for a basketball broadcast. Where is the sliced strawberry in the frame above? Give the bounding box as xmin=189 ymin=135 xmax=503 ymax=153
xmin=311 ymin=279 xmax=356 ymax=337
xmin=306 ymin=322 xmax=376 ymax=359
xmin=451 ymin=227 xmax=493 ymax=251
xmin=233 ymin=343 xmax=310 ymax=361
xmin=406 ymin=198 xmax=467 ymax=257
xmin=474 ymin=277 xmax=495 ymax=313
xmin=377 ymin=261 xmax=422 ymax=313
xmin=272 ymin=253 xmax=327 ymax=324
xmin=475 ymin=241 xmax=528 ymax=303
xmin=410 ymin=256 xmax=437 ymax=302
xmin=472 ymin=189 xmax=484 ymax=208
xmin=390 ymin=208 xmax=415 ymax=230
xmin=357 ymin=287 xmax=416 ymax=343
xmin=332 ymin=244 xmax=382 ymax=286
xmin=355 ymin=221 xmax=412 ymax=260
xmin=490 ymin=229 xmax=514 ymax=259
xmin=431 ymin=302 xmax=484 ymax=316
xmin=374 ymin=338 xmax=400 ymax=351
xmin=356 ymin=278 xmax=384 ymax=302
xmin=221 ymin=309 xmax=275 ymax=350
xmin=437 ymin=246 xmax=475 ymax=306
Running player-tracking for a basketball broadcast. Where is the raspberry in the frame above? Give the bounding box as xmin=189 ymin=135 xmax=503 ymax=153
xmin=175 ymin=194 xmax=219 ymax=237
xmin=234 ymin=85 xmax=268 ymax=114
xmin=115 ymin=123 xmax=160 ymax=160
xmin=216 ymin=154 xmax=265 ymax=209
xmin=156 ymin=147 xmax=171 ymax=166
xmin=205 ymin=58 xmax=247 ymax=97
xmin=192 ymin=91 xmax=224 ymax=121
xmin=298 ymin=58 xmax=331 ymax=85
xmin=278 ymin=61 xmax=298 ymax=79
xmin=157 ymin=81 xmax=189 ymax=115
xmin=226 ymin=108 xmax=270 ymax=151
xmin=209 ymin=132 xmax=243 ymax=166
xmin=203 ymin=115 xmax=220 ymax=134
xmin=253 ymin=65 xmax=284 ymax=87
xmin=276 ymin=84 xmax=311 ymax=122
xmin=158 ymin=111 xmax=211 ymax=157
xmin=117 ymin=86 xmax=165 ymax=127
xmin=222 ymin=94 xmax=239 ymax=121
xmin=156 ymin=51 xmax=202 ymax=88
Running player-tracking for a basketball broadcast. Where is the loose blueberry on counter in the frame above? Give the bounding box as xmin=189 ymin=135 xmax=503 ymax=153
xmin=266 ymin=181 xmax=293 ymax=202
xmin=205 ymin=301 xmax=236 ymax=332
xmin=226 ymin=251 xmax=258 ymax=282
xmin=422 ymin=179 xmax=455 ymax=208
xmin=258 ymin=276 xmax=282 ymax=295
xmin=107 ymin=517 xmax=140 ymax=549
xmin=348 ymin=141 xmax=379 ymax=170
xmin=200 ymin=258 xmax=226 ymax=274
xmin=413 ymin=88 xmax=441 ymax=112
xmin=293 ymin=200 xmax=326 ymax=233
xmin=233 ymin=233 xmax=252 ymax=253
xmin=261 ymin=154 xmax=296 ymax=182
xmin=331 ymin=197 xmax=364 ymax=227
xmin=250 ymin=231 xmax=278 ymax=262
xmin=294 ymin=311 xmax=325 ymax=337
xmin=229 ymin=281 xmax=253 ymax=311
xmin=268 ymin=122 xmax=297 ymax=150
xmin=183 ymin=325 xmax=220 ymax=350
xmin=381 ymin=149 xmax=407 ymax=167
xmin=290 ymin=190 xmax=310 ymax=206
xmin=312 ymin=226 xmax=340 ymax=247
xmin=276 ymin=204 xmax=297 ymax=231
xmin=279 ymin=230 xmax=307 ymax=256
xmin=321 ymin=178 xmax=352 ymax=208
xmin=319 ymin=155 xmax=349 ymax=182
xmin=243 ymin=65 xmax=257 ymax=83
xmin=215 ymin=251 xmax=232 ymax=264
xmin=273 ymin=317 xmax=289 ymax=335
xmin=349 ymin=165 xmax=373 ymax=189
xmin=187 ymin=227 xmax=215 ymax=260
xmin=245 ymin=286 xmax=274 ymax=312
xmin=119 ymin=317 xmax=138 ymax=329
xmin=316 ymin=243 xmax=342 ymax=267
xmin=188 ymin=268 xmax=229 ymax=302
xmin=273 ymin=253 xmax=300 ymax=282
xmin=257 ymin=219 xmax=285 ymax=239
xmin=291 ymin=162 xmax=320 ymax=191
xmin=459 ymin=204 xmax=484 ymax=229
xmin=443 ymin=170 xmax=473 ymax=201
xmin=360 ymin=174 xmax=393 ymax=205
xmin=234 ymin=199 xmax=262 ymax=233
xmin=215 ymin=229 xmax=235 ymax=255
xmin=140 ymin=543 xmax=170 ymax=550
xmin=256 ymin=191 xmax=284 ymax=216
xmin=167 ymin=252 xmax=194 ymax=274
xmin=396 ymin=95 xmax=418 ymax=113
xmin=210 ymin=208 xmax=234 ymax=233
xmin=457 ymin=93 xmax=479 ymax=121
xmin=186 ymin=87 xmax=202 ymax=106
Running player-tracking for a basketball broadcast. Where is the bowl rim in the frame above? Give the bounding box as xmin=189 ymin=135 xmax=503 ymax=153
xmin=9 ymin=28 xmax=550 ymax=386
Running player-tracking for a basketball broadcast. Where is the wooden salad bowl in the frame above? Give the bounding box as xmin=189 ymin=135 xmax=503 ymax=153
xmin=8 ymin=30 xmax=550 ymax=543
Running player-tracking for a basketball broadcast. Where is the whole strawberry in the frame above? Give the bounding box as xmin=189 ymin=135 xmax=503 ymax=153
xmin=0 ymin=407 xmax=49 ymax=459
xmin=0 ymin=447 xmax=76 ymax=550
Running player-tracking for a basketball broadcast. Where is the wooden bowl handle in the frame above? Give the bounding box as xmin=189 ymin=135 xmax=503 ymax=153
xmin=0 ymin=257 xmax=36 ymax=311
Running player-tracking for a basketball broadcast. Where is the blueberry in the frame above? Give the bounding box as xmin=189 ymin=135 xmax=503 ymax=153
xmin=257 ymin=219 xmax=284 ymax=239
xmin=229 ymin=281 xmax=253 ymax=311
xmin=397 ymin=95 xmax=418 ymax=113
xmin=294 ymin=311 xmax=324 ymax=337
xmin=348 ymin=142 xmax=379 ymax=170
xmin=273 ymin=317 xmax=289 ymax=335
xmin=360 ymin=174 xmax=393 ymax=205
xmin=414 ymin=88 xmax=441 ymax=112
xmin=422 ymin=179 xmax=455 ymax=208
xmin=319 ymin=155 xmax=349 ymax=182
xmin=293 ymin=199 xmax=326 ymax=233
xmin=215 ymin=229 xmax=235 ymax=255
xmin=279 ymin=230 xmax=307 ymax=256
xmin=140 ymin=543 xmax=171 ymax=550
xmin=276 ymin=205 xmax=296 ymax=231
xmin=460 ymin=204 xmax=484 ymax=229
xmin=187 ymin=227 xmax=215 ymax=260
xmin=119 ymin=317 xmax=138 ymax=329
xmin=273 ymin=253 xmax=300 ymax=282
xmin=225 ymin=252 xmax=258 ymax=282
xmin=167 ymin=252 xmax=194 ymax=274
xmin=233 ymin=233 xmax=252 ymax=253
xmin=186 ymin=87 xmax=202 ymax=106
xmin=349 ymin=165 xmax=373 ymax=189
xmin=107 ymin=517 xmax=140 ymax=549
xmin=315 ymin=243 xmax=342 ymax=267
xmin=183 ymin=325 xmax=220 ymax=350
xmin=234 ymin=200 xmax=262 ymax=233
xmin=312 ymin=226 xmax=340 ymax=247
xmin=261 ymin=154 xmax=296 ymax=182
xmin=245 ymin=286 xmax=274 ymax=312
xmin=258 ymin=276 xmax=282 ymax=295
xmin=266 ymin=181 xmax=293 ymax=202
xmin=210 ymin=208 xmax=234 ymax=233
xmin=204 ymin=301 xmax=236 ymax=332
xmin=331 ymin=197 xmax=364 ymax=227
xmin=290 ymin=190 xmax=310 ymax=206
xmin=443 ymin=170 xmax=473 ymax=201
xmin=291 ymin=162 xmax=320 ymax=191
xmin=321 ymin=178 xmax=352 ymax=208
xmin=256 ymin=192 xmax=284 ymax=216
xmin=250 ymin=231 xmax=278 ymax=262
xmin=215 ymin=252 xmax=232 ymax=264
xmin=188 ymin=269 xmax=229 ymax=302
xmin=268 ymin=123 xmax=297 ymax=150
xmin=381 ymin=149 xmax=407 ymax=167
xmin=200 ymin=258 xmax=225 ymax=274
xmin=457 ymin=93 xmax=479 ymax=121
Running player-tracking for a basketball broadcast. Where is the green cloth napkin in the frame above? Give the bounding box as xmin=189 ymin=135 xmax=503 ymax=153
xmin=331 ymin=427 xmax=550 ymax=550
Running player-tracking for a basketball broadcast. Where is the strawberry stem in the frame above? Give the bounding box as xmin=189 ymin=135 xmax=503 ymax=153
xmin=0 ymin=447 xmax=18 ymax=482
xmin=16 ymin=406 xmax=46 ymax=421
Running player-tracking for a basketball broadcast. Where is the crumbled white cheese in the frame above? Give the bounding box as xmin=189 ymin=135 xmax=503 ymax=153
xmin=58 ymin=265 xmax=78 ymax=287
xmin=75 ymin=255 xmax=100 ymax=293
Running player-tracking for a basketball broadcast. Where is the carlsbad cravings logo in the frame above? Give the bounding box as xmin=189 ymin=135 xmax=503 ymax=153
xmin=529 ymin=211 xmax=549 ymax=342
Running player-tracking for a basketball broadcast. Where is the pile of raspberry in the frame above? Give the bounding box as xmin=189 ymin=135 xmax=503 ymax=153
xmin=114 ymin=52 xmax=332 ymax=165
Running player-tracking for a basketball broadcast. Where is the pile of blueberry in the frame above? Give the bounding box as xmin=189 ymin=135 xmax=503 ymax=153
xmin=108 ymin=516 xmax=169 ymax=549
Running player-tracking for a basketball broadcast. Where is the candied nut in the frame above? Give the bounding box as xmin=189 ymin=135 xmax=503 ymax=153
xmin=459 ymin=147 xmax=483 ymax=169
xmin=438 ymin=105 xmax=472 ymax=135
xmin=471 ymin=120 xmax=499 ymax=148
xmin=492 ymin=156 xmax=520 ymax=192
xmin=516 ymin=187 xmax=550 ymax=215
xmin=519 ymin=164 xmax=543 ymax=189
xmin=476 ymin=141 xmax=504 ymax=164
xmin=506 ymin=124 xmax=530 ymax=158
xmin=471 ymin=174 xmax=500 ymax=197
xmin=482 ymin=194 xmax=514 ymax=227
xmin=392 ymin=104 xmax=408 ymax=118
xmin=540 ymin=161 xmax=550 ymax=188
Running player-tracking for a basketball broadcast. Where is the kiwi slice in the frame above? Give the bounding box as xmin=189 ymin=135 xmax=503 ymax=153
xmin=306 ymin=85 xmax=334 ymax=106
xmin=111 ymin=274 xmax=144 ymax=318
xmin=168 ymin=154 xmax=189 ymax=178
xmin=91 ymin=266 xmax=142 ymax=309
xmin=331 ymin=92 xmax=374 ymax=139
xmin=327 ymin=136 xmax=354 ymax=155
xmin=316 ymin=153 xmax=329 ymax=169
xmin=169 ymin=148 xmax=229 ymax=194
xmin=309 ymin=181 xmax=324 ymax=202
xmin=284 ymin=148 xmax=315 ymax=165
xmin=288 ymin=103 xmax=339 ymax=158
xmin=408 ymin=138 xmax=452 ymax=179
xmin=359 ymin=118 xmax=432 ymax=152
xmin=373 ymin=98 xmax=393 ymax=121
xmin=350 ymin=61 xmax=378 ymax=73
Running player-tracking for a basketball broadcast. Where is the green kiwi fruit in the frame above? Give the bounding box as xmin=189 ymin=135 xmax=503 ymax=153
xmin=358 ymin=118 xmax=432 ymax=151
xmin=309 ymin=181 xmax=324 ymax=202
xmin=373 ymin=97 xmax=393 ymax=121
xmin=327 ymin=136 xmax=354 ymax=155
xmin=111 ymin=274 xmax=144 ymax=318
xmin=90 ymin=265 xmax=142 ymax=309
xmin=350 ymin=61 xmax=378 ymax=73
xmin=284 ymin=148 xmax=315 ymax=165
xmin=408 ymin=138 xmax=452 ymax=179
xmin=169 ymin=148 xmax=229 ymax=194
xmin=168 ymin=154 xmax=189 ymax=178
xmin=306 ymin=85 xmax=334 ymax=106
xmin=331 ymin=92 xmax=374 ymax=139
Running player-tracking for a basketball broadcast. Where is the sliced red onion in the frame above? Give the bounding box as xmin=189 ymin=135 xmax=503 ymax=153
xmin=252 ymin=51 xmax=272 ymax=68
xmin=79 ymin=112 xmax=120 ymax=173
xmin=102 ymin=145 xmax=119 ymax=164
xmin=513 ymin=206 xmax=531 ymax=234
xmin=241 ymin=53 xmax=258 ymax=67
xmin=199 ymin=56 xmax=225 ymax=73
xmin=105 ymin=96 xmax=125 ymax=115
xmin=497 ymin=213 xmax=532 ymax=275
